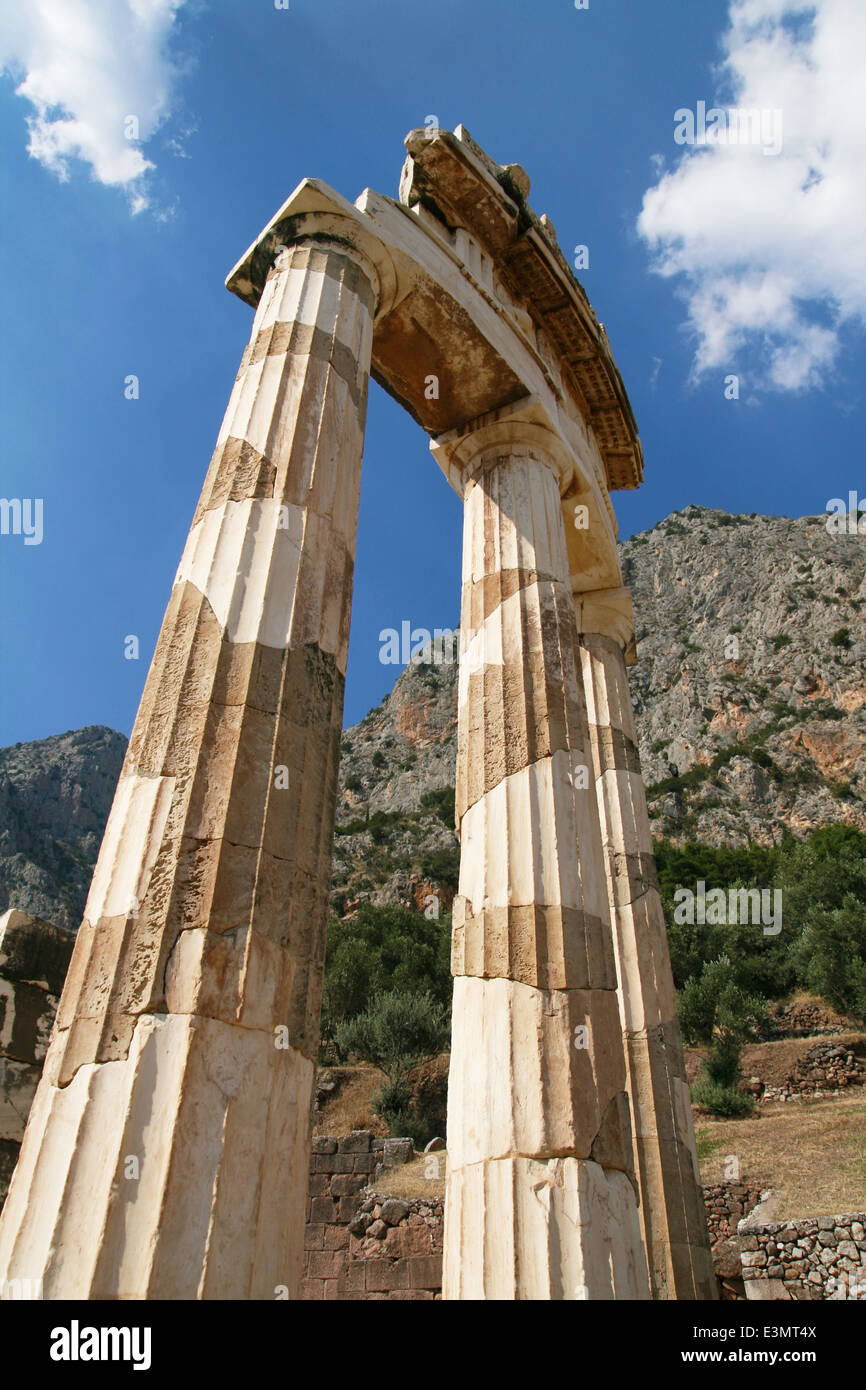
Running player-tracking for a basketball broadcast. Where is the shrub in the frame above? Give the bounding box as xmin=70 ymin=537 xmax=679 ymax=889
xmin=420 ymin=786 xmax=456 ymax=826
xmin=321 ymin=903 xmax=452 ymax=1052
xmin=372 ymin=1077 xmax=413 ymax=1134
xmin=827 ymin=780 xmax=855 ymax=799
xmin=335 ymin=989 xmax=450 ymax=1087
xmin=418 ymin=844 xmax=460 ymax=890
xmin=750 ymin=748 xmax=777 ymax=772
xmin=831 ymin=627 xmax=852 ymax=650
xmin=691 ymin=1076 xmax=755 ymax=1118
xmin=372 ymin=1073 xmax=445 ymax=1149
xmin=680 ymin=966 xmax=761 ymax=1118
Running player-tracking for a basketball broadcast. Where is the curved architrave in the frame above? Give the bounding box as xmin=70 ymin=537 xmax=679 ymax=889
xmin=228 ymin=180 xmax=626 ymax=607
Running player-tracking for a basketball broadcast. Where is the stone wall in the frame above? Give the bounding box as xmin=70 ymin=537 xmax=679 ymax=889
xmin=703 ymin=1181 xmax=765 ymax=1243
xmin=0 ymin=910 xmax=75 ymax=1209
xmin=761 ymin=1039 xmax=865 ymax=1103
xmin=741 ymin=1213 xmax=866 ymax=1300
xmin=702 ymin=1181 xmax=765 ymax=1299
xmin=303 ymin=1132 xmax=443 ymax=1300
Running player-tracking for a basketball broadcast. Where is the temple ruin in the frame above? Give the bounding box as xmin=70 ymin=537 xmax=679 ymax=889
xmin=0 ymin=126 xmax=715 ymax=1300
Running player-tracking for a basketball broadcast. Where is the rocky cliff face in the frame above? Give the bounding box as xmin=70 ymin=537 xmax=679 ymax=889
xmin=626 ymin=507 xmax=865 ymax=845
xmin=333 ymin=507 xmax=865 ymax=912
xmin=0 ymin=727 xmax=127 ymax=930
xmin=1 ymin=510 xmax=863 ymax=928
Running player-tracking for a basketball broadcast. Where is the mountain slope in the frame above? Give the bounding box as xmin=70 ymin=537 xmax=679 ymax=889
xmin=0 ymin=727 xmax=127 ymax=929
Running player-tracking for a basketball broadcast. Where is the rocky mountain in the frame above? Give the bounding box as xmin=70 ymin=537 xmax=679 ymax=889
xmin=1 ymin=509 xmax=863 ymax=928
xmin=0 ymin=726 xmax=127 ymax=930
xmin=332 ymin=506 xmax=865 ymax=912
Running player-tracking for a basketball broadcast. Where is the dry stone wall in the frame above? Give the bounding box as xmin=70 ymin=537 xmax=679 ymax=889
xmin=703 ymin=1181 xmax=765 ymax=1243
xmin=303 ymin=1132 xmax=442 ymax=1300
xmin=760 ymin=1040 xmax=865 ymax=1103
xmin=741 ymin=1213 xmax=866 ymax=1300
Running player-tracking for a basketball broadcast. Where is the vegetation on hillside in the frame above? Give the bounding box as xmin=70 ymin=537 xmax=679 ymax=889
xmin=322 ymin=823 xmax=866 ymax=1128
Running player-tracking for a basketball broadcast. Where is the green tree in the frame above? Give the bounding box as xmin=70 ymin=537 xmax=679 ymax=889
xmin=335 ymin=989 xmax=450 ymax=1083
xmin=335 ymin=989 xmax=451 ymax=1144
xmin=320 ymin=904 xmax=451 ymax=1056
xmin=656 ymin=838 xmax=780 ymax=991
xmin=775 ymin=825 xmax=866 ymax=937
xmin=677 ymin=956 xmax=767 ymax=1047
xmin=794 ymin=894 xmax=866 ymax=1020
xmin=678 ymin=956 xmax=766 ymax=1119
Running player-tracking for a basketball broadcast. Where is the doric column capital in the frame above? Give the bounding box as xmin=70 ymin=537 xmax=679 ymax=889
xmin=226 ymin=179 xmax=400 ymax=322
xmin=573 ymin=584 xmax=636 ymax=664
xmin=431 ymin=395 xmax=578 ymax=497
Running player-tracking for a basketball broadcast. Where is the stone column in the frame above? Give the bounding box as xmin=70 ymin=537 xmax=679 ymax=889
xmin=434 ymin=413 xmax=650 ymax=1301
xmin=0 ymin=238 xmax=378 ymax=1299
xmin=575 ymin=588 xmax=717 ymax=1300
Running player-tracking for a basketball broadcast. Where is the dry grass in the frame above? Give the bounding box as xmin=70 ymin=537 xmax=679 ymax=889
xmin=372 ymin=1097 xmax=866 ymax=1215
xmin=312 ymin=1064 xmax=388 ymax=1138
xmin=696 ymin=1091 xmax=866 ymax=1219
xmin=375 ymin=1153 xmax=447 ymax=1201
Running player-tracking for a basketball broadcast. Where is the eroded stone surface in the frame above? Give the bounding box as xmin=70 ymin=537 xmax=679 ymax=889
xmin=443 ymin=1156 xmax=649 ymax=1300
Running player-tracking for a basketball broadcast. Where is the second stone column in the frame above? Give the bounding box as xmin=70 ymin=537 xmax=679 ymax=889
xmin=576 ymin=594 xmax=717 ymax=1299
xmin=435 ymin=415 xmax=650 ymax=1300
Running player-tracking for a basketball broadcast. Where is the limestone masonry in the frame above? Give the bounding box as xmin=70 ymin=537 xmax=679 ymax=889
xmin=0 ymin=126 xmax=713 ymax=1299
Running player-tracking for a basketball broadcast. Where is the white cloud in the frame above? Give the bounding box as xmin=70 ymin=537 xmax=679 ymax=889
xmin=0 ymin=0 xmax=188 ymax=211
xmin=638 ymin=0 xmax=866 ymax=392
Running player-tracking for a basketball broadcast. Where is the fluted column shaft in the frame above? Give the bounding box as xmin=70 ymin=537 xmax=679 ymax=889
xmin=577 ymin=616 xmax=716 ymax=1299
xmin=0 ymin=239 xmax=377 ymax=1299
xmin=443 ymin=435 xmax=650 ymax=1300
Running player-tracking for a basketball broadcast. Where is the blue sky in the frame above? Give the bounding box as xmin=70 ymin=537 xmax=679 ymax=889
xmin=1 ymin=0 xmax=863 ymax=744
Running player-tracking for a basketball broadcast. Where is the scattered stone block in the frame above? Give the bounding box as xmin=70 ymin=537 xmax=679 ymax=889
xmin=379 ymin=1198 xmax=410 ymax=1226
